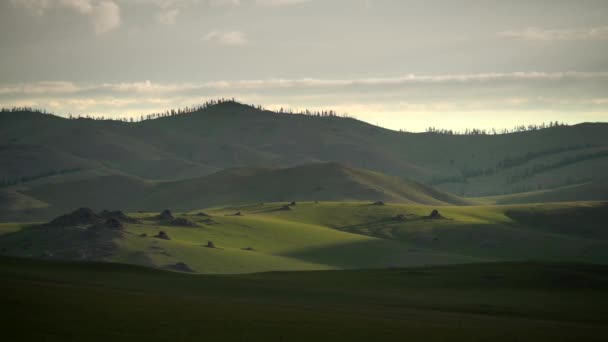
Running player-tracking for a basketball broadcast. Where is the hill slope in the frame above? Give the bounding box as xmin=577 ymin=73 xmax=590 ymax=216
xmin=1 ymin=201 xmax=606 ymax=274
xmin=0 ymin=163 xmax=470 ymax=222
xmin=2 ymin=102 xmax=607 ymax=201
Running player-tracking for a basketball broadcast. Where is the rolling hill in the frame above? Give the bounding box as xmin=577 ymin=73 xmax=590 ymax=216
xmin=0 ymin=162 xmax=470 ymax=222
xmin=2 ymin=101 xmax=607 ymax=203
xmin=1 ymin=201 xmax=606 ymax=274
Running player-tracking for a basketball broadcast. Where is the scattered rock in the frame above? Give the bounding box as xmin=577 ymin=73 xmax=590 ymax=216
xmin=205 ymin=241 xmax=216 ymax=248
xmin=103 ymin=218 xmax=123 ymax=230
xmin=394 ymin=214 xmax=406 ymax=222
xmin=170 ymin=218 xmax=197 ymax=227
xmin=165 ymin=262 xmax=194 ymax=273
xmin=154 ymin=231 xmax=170 ymax=240
xmin=99 ymin=210 xmax=139 ymax=223
xmin=48 ymin=207 xmax=100 ymax=226
xmin=157 ymin=209 xmax=174 ymax=220
xmin=429 ymin=209 xmax=443 ymax=219
xmin=373 ymin=201 xmax=385 ymax=206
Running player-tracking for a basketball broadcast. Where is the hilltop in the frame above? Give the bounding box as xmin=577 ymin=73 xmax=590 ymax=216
xmin=1 ymin=102 xmax=608 ymax=203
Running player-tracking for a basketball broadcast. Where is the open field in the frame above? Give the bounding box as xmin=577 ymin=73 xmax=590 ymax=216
xmin=1 ymin=201 xmax=606 ymax=274
xmin=1 ymin=256 xmax=607 ymax=342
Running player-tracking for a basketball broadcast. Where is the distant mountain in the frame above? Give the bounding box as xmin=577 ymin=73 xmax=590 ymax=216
xmin=0 ymin=162 xmax=470 ymax=221
xmin=1 ymin=101 xmax=607 ymax=208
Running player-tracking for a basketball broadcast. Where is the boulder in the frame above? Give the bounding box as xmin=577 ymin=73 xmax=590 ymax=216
xmin=429 ymin=209 xmax=443 ymax=219
xmin=154 ymin=231 xmax=170 ymax=240
xmin=205 ymin=241 xmax=216 ymax=248
xmin=99 ymin=210 xmax=139 ymax=223
xmin=158 ymin=209 xmax=174 ymax=220
xmin=104 ymin=218 xmax=123 ymax=230
xmin=48 ymin=208 xmax=100 ymax=226
xmin=373 ymin=201 xmax=385 ymax=206
xmin=394 ymin=214 xmax=406 ymax=222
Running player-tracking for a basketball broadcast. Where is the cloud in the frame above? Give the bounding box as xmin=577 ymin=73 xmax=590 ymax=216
xmin=208 ymin=0 xmax=240 ymax=6
xmin=2 ymin=72 xmax=607 ymax=131
xmin=498 ymin=26 xmax=608 ymax=41
xmin=255 ymin=0 xmax=310 ymax=6
xmin=2 ymin=72 xmax=608 ymax=96
xmin=156 ymin=7 xmax=179 ymax=24
xmin=10 ymin=0 xmax=121 ymax=34
xmin=204 ymin=30 xmax=249 ymax=46
xmin=91 ymin=0 xmax=120 ymax=33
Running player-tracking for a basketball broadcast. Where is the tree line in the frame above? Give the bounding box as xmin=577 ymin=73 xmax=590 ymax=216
xmin=1 ymin=98 xmax=349 ymax=123
xmin=422 ymin=121 xmax=569 ymax=136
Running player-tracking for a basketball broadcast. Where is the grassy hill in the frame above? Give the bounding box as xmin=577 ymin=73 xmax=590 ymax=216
xmin=2 ymin=102 xmax=607 ymax=202
xmin=1 ymin=201 xmax=606 ymax=274
xmin=0 ymin=162 xmax=470 ymax=222
xmin=1 ymin=256 xmax=607 ymax=341
xmin=479 ymin=180 xmax=608 ymax=204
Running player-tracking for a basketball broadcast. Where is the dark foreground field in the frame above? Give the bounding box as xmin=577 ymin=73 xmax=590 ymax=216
xmin=1 ymin=257 xmax=607 ymax=341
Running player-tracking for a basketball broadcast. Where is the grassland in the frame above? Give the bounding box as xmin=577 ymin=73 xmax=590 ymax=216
xmin=1 ymin=256 xmax=607 ymax=342
xmin=1 ymin=201 xmax=606 ymax=273
xmin=0 ymin=162 xmax=470 ymax=222
xmin=2 ymin=103 xmax=607 ymax=207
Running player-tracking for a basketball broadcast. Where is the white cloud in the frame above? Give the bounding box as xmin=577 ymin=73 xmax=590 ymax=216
xmin=499 ymin=26 xmax=608 ymax=41
xmin=2 ymin=72 xmax=608 ymax=96
xmin=255 ymin=0 xmax=309 ymax=6
xmin=156 ymin=7 xmax=179 ymax=24
xmin=2 ymin=72 xmax=607 ymax=131
xmin=91 ymin=0 xmax=120 ymax=33
xmin=204 ymin=30 xmax=249 ymax=46
xmin=11 ymin=0 xmax=121 ymax=34
xmin=208 ymin=0 xmax=240 ymax=6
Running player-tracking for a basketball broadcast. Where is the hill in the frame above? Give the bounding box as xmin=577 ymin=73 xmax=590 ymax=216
xmin=1 ymin=201 xmax=606 ymax=274
xmin=1 ymin=257 xmax=607 ymax=341
xmin=0 ymin=162 xmax=470 ymax=222
xmin=479 ymin=180 xmax=608 ymax=204
xmin=2 ymin=102 xmax=607 ymax=202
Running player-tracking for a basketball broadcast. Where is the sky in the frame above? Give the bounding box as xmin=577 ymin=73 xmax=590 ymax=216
xmin=1 ymin=0 xmax=607 ymax=131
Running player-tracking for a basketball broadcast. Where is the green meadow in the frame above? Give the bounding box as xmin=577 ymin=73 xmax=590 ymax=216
xmin=1 ymin=201 xmax=606 ymax=274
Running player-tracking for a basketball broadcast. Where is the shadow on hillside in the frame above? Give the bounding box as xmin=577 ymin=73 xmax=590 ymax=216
xmin=504 ymin=202 xmax=608 ymax=239
xmin=0 ymin=223 xmax=121 ymax=261
xmin=281 ymin=238 xmax=474 ymax=269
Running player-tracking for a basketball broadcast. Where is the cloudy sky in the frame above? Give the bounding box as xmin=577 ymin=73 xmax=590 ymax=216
xmin=1 ymin=0 xmax=607 ymax=131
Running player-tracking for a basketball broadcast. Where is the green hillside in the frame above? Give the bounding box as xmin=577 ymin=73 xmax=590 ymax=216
xmin=0 ymin=162 xmax=470 ymax=222
xmin=1 ymin=201 xmax=606 ymax=274
xmin=2 ymin=257 xmax=607 ymax=342
xmin=2 ymin=102 xmax=607 ymax=202
xmin=479 ymin=180 xmax=608 ymax=204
